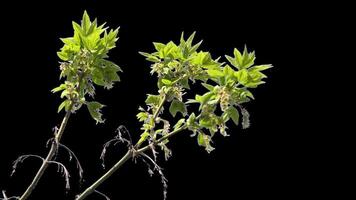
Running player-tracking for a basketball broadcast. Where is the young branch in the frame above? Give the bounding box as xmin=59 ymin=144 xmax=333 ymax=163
xmin=18 ymin=104 xmax=73 ymax=200
xmin=75 ymin=150 xmax=132 ymax=200
xmin=75 ymin=124 xmax=188 ymax=200
xmin=135 ymin=93 xmax=168 ymax=149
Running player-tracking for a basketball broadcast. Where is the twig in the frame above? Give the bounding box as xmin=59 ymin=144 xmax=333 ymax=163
xmin=1 ymin=190 xmax=19 ymax=200
xmin=47 ymin=160 xmax=71 ymax=190
xmin=139 ymin=153 xmax=168 ymax=200
xmin=58 ymin=143 xmax=84 ymax=184
xmin=94 ymin=190 xmax=110 ymax=200
xmin=100 ymin=125 xmax=133 ymax=169
xmin=11 ymin=155 xmax=44 ymax=177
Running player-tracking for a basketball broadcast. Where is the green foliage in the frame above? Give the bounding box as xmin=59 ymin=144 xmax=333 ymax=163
xmin=145 ymin=94 xmax=161 ymax=105
xmin=86 ymin=101 xmax=105 ymax=124
xmin=53 ymin=11 xmax=121 ymax=123
xmin=137 ymin=32 xmax=272 ymax=153
xmin=169 ymin=100 xmax=187 ymax=117
xmin=197 ymin=132 xmax=215 ymax=153
xmin=226 ymin=106 xmax=239 ymax=125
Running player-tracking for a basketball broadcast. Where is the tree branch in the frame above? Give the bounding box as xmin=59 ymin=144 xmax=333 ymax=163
xmin=18 ymin=104 xmax=73 ymax=200
xmin=75 ymin=124 xmax=188 ymax=200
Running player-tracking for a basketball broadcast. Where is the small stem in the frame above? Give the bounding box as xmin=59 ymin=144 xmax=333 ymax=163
xmin=135 ymin=92 xmax=168 ymax=149
xmin=2 ymin=190 xmax=7 ymax=199
xmin=153 ymin=94 xmax=167 ymax=120
xmin=19 ymin=103 xmax=73 ymax=200
xmin=136 ymin=124 xmax=188 ymax=154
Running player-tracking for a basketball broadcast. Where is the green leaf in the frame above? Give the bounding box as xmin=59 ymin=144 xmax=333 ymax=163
xmin=250 ymin=64 xmax=273 ymax=72
xmin=197 ymin=132 xmax=205 ymax=146
xmin=169 ymin=100 xmax=187 ymax=117
xmin=82 ymin=10 xmax=91 ymax=35
xmin=91 ymin=60 xmax=122 ymax=89
xmin=187 ymin=113 xmax=197 ymax=129
xmin=145 ymin=94 xmax=160 ymax=105
xmin=161 ymin=79 xmax=173 ymax=86
xmin=60 ymin=89 xmax=69 ymax=99
xmin=57 ymin=100 xmax=71 ymax=113
xmin=153 ymin=42 xmax=165 ymax=52
xmin=190 ymin=40 xmax=203 ymax=53
xmin=201 ymin=83 xmax=215 ymax=91
xmin=207 ymin=69 xmax=224 ymax=78
xmin=186 ymin=32 xmax=196 ymax=47
xmin=223 ymin=65 xmax=235 ymax=78
xmin=199 ymin=117 xmax=213 ymax=128
xmin=186 ymin=99 xmax=199 ymax=104
xmin=139 ymin=51 xmax=161 ymax=62
xmin=173 ymin=118 xmax=186 ymax=131
xmin=51 ymin=84 xmax=66 ymax=93
xmin=235 ymin=69 xmax=250 ymax=85
xmin=137 ymin=112 xmax=148 ymax=122
xmin=72 ymin=21 xmax=83 ymax=37
xmin=241 ymin=46 xmax=255 ymax=68
xmin=197 ymin=132 xmax=214 ymax=153
xmin=197 ymin=92 xmax=215 ymax=105
xmin=226 ymin=106 xmax=239 ymax=126
xmin=241 ymin=89 xmax=255 ymax=100
xmin=86 ymin=101 xmax=105 ymax=124
xmin=180 ymin=76 xmax=190 ymax=89
xmin=227 ymin=47 xmax=255 ymax=69
xmin=225 ymin=55 xmax=237 ymax=67
xmin=233 ymin=48 xmax=243 ymax=64
xmin=92 ymin=67 xmax=105 ymax=86
xmin=57 ymin=52 xmax=69 ymax=61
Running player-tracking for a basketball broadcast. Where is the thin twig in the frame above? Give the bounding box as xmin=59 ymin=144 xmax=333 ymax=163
xmin=58 ymin=143 xmax=84 ymax=183
xmin=139 ymin=153 xmax=168 ymax=200
xmin=47 ymin=161 xmax=71 ymax=190
xmin=100 ymin=125 xmax=133 ymax=169
xmin=1 ymin=190 xmax=19 ymax=200
xmin=11 ymin=155 xmax=44 ymax=177
xmin=94 ymin=190 xmax=110 ymax=200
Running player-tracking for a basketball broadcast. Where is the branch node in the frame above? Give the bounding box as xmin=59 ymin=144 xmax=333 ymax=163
xmin=100 ymin=125 xmax=133 ymax=169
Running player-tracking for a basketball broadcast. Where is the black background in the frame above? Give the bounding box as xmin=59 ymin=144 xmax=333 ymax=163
xmin=0 ymin=0 xmax=336 ymax=200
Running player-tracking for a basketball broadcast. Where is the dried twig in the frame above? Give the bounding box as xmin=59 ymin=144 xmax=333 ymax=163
xmin=11 ymin=155 xmax=44 ymax=177
xmin=139 ymin=153 xmax=168 ymax=200
xmin=1 ymin=190 xmax=19 ymax=200
xmin=47 ymin=161 xmax=71 ymax=190
xmin=100 ymin=125 xmax=133 ymax=169
xmin=94 ymin=190 xmax=110 ymax=200
xmin=58 ymin=143 xmax=84 ymax=184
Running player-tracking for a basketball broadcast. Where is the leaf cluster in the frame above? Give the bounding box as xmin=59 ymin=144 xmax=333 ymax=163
xmin=52 ymin=11 xmax=121 ymax=124
xmin=138 ymin=33 xmax=272 ymax=153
